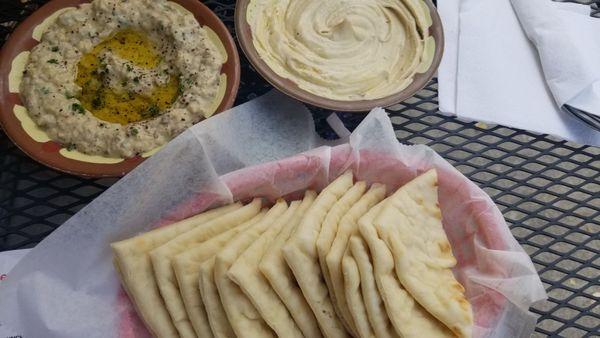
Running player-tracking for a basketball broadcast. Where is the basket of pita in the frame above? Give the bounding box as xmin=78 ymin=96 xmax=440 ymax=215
xmin=0 ymin=93 xmax=545 ymax=338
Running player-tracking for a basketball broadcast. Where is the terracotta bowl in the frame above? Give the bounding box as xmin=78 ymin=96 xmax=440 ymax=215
xmin=0 ymin=0 xmax=240 ymax=177
xmin=235 ymin=0 xmax=444 ymax=112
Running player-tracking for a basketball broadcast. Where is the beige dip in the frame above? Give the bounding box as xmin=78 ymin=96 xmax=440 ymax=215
xmin=247 ymin=0 xmax=435 ymax=101
xmin=21 ymin=0 xmax=224 ymax=157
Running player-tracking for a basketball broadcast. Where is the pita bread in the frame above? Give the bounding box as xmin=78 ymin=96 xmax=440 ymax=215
xmin=228 ymin=201 xmax=303 ymax=338
xmin=283 ymin=172 xmax=354 ymax=338
xmin=374 ymin=169 xmax=473 ymax=338
xmin=341 ymin=244 xmax=375 ymax=338
xmin=324 ymin=184 xmax=386 ymax=334
xmin=215 ymin=200 xmax=288 ymax=338
xmin=172 ymin=213 xmax=261 ymax=338
xmin=199 ymin=257 xmax=233 ymax=338
xmin=149 ymin=199 xmax=262 ymax=338
xmin=314 ymin=181 xmax=369 ymax=335
xmin=258 ymin=191 xmax=322 ymax=338
xmin=198 ymin=211 xmax=268 ymax=338
xmin=358 ymin=201 xmax=452 ymax=338
xmin=348 ymin=236 xmax=399 ymax=338
xmin=111 ymin=203 xmax=241 ymax=338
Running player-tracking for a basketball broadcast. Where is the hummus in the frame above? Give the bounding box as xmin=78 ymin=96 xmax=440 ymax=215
xmin=247 ymin=0 xmax=435 ymax=101
xmin=20 ymin=0 xmax=224 ymax=157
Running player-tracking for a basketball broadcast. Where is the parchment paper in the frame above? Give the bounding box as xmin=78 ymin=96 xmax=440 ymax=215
xmin=0 ymin=91 xmax=545 ymax=338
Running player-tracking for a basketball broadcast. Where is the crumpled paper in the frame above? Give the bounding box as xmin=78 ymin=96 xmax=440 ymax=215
xmin=511 ymin=0 xmax=600 ymax=119
xmin=0 ymin=91 xmax=545 ymax=338
xmin=437 ymin=0 xmax=600 ymax=146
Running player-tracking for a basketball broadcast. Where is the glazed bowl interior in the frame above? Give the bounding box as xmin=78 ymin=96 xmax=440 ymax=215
xmin=0 ymin=0 xmax=240 ymax=177
xmin=235 ymin=0 xmax=444 ymax=112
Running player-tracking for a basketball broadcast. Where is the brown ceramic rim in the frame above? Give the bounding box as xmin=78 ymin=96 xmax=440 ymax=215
xmin=235 ymin=0 xmax=444 ymax=112
xmin=0 ymin=0 xmax=240 ymax=177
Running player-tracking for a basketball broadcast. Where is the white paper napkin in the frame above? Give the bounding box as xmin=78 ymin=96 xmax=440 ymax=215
xmin=438 ymin=0 xmax=600 ymax=146
xmin=511 ymin=0 xmax=600 ymax=118
xmin=0 ymin=249 xmax=30 ymax=282
xmin=0 ymin=249 xmax=29 ymax=338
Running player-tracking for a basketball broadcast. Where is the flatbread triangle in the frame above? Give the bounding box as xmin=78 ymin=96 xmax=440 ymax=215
xmin=258 ymin=191 xmax=323 ymax=338
xmin=215 ymin=200 xmax=288 ymax=338
xmin=374 ymin=169 xmax=473 ymax=337
xmin=228 ymin=200 xmax=304 ymax=338
xmin=149 ymin=199 xmax=262 ymax=337
xmin=283 ymin=171 xmax=354 ymax=338
xmin=111 ymin=203 xmax=241 ymax=338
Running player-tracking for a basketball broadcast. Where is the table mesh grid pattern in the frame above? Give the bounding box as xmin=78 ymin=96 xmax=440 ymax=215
xmin=1 ymin=0 xmax=598 ymax=336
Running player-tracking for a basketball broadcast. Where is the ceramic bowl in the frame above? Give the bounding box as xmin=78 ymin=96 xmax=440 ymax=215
xmin=0 ymin=0 xmax=240 ymax=177
xmin=235 ymin=0 xmax=444 ymax=112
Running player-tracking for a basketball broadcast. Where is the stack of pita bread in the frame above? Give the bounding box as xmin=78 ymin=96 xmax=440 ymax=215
xmin=111 ymin=169 xmax=474 ymax=338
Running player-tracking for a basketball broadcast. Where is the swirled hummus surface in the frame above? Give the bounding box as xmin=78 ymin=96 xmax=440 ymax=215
xmin=20 ymin=0 xmax=224 ymax=157
xmin=247 ymin=0 xmax=435 ymax=101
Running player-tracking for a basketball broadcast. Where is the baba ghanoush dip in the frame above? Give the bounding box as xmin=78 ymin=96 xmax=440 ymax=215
xmin=20 ymin=0 xmax=224 ymax=157
xmin=247 ymin=0 xmax=435 ymax=101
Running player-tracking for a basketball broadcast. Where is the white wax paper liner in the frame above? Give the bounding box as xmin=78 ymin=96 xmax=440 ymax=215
xmin=0 ymin=91 xmax=546 ymax=338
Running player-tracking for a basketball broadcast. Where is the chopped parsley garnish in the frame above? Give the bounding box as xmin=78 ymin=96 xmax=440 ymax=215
xmin=141 ymin=104 xmax=160 ymax=119
xmin=47 ymin=59 xmax=59 ymax=64
xmin=177 ymin=82 xmax=184 ymax=96
xmin=41 ymin=87 xmax=50 ymax=95
xmin=126 ymin=64 xmax=133 ymax=72
xmin=71 ymin=103 xmax=85 ymax=114
xmin=121 ymin=80 xmax=128 ymax=87
xmin=130 ymin=128 xmax=138 ymax=136
xmin=65 ymin=92 xmax=75 ymax=99
xmin=66 ymin=143 xmax=76 ymax=151
xmin=133 ymin=77 xmax=140 ymax=84
xmin=51 ymin=46 xmax=59 ymax=52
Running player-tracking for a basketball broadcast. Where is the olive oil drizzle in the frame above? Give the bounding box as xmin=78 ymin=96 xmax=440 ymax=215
xmin=75 ymin=29 xmax=179 ymax=125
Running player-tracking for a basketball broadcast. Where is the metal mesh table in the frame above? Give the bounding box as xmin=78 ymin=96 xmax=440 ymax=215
xmin=1 ymin=0 xmax=599 ymax=336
